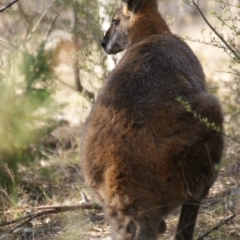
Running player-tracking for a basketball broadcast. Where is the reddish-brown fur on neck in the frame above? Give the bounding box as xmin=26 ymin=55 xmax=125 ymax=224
xmin=128 ymin=1 xmax=171 ymax=44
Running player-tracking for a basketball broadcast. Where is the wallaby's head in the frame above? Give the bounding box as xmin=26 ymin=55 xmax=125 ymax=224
xmin=107 ymin=201 xmax=166 ymax=240
xmin=101 ymin=7 xmax=130 ymax=54
xmin=101 ymin=0 xmax=171 ymax=55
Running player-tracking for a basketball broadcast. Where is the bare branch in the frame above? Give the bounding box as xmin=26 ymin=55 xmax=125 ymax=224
xmin=196 ymin=214 xmax=236 ymax=240
xmin=185 ymin=37 xmax=239 ymax=62
xmin=226 ymin=0 xmax=238 ymax=37
xmin=192 ymin=0 xmax=240 ymax=63
xmin=0 ymin=203 xmax=101 ymax=227
xmin=223 ymin=133 xmax=240 ymax=144
xmin=18 ymin=1 xmax=31 ymax=24
xmin=214 ymin=0 xmax=239 ymax=7
xmin=0 ymin=0 xmax=20 ymax=13
xmin=26 ymin=0 xmax=56 ymax=41
xmin=43 ymin=14 xmax=59 ymax=42
xmin=9 ymin=209 xmax=61 ymax=233
xmin=71 ymin=2 xmax=95 ymax=101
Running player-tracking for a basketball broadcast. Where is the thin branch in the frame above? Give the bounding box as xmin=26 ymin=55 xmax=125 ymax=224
xmin=226 ymin=0 xmax=237 ymax=36
xmin=0 ymin=0 xmax=20 ymax=13
xmin=214 ymin=0 xmax=239 ymax=7
xmin=185 ymin=37 xmax=236 ymax=60
xmin=196 ymin=214 xmax=236 ymax=240
xmin=8 ymin=203 xmax=101 ymax=233
xmin=49 ymin=76 xmax=75 ymax=91
xmin=215 ymin=70 xmax=240 ymax=76
xmin=71 ymin=2 xmax=95 ymax=101
xmin=9 ymin=209 xmax=59 ymax=233
xmin=43 ymin=14 xmax=59 ymax=42
xmin=32 ymin=203 xmax=101 ymax=211
xmin=192 ymin=0 xmax=240 ymax=62
xmin=222 ymin=133 xmax=240 ymax=144
xmin=18 ymin=1 xmax=31 ymax=24
xmin=176 ymin=97 xmax=240 ymax=144
xmin=0 ymin=203 xmax=101 ymax=227
xmin=26 ymin=0 xmax=56 ymax=41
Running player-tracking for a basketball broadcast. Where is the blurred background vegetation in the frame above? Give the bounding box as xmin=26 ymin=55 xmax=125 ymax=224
xmin=0 ymin=0 xmax=239 ymax=239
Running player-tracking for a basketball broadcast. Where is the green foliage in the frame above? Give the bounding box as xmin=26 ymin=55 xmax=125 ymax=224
xmin=0 ymin=43 xmax=59 ymax=188
xmin=176 ymin=96 xmax=222 ymax=132
xmin=21 ymin=43 xmax=55 ymax=92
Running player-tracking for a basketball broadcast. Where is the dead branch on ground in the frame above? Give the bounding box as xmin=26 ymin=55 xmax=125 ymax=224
xmin=0 ymin=203 xmax=101 ymax=229
xmin=0 ymin=203 xmax=236 ymax=238
xmin=0 ymin=0 xmax=20 ymax=13
xmin=196 ymin=214 xmax=236 ymax=240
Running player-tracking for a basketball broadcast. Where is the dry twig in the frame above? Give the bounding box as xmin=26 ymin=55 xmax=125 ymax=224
xmin=0 ymin=203 xmax=101 ymax=228
xmin=0 ymin=0 xmax=20 ymax=13
xmin=26 ymin=0 xmax=56 ymax=41
xmin=196 ymin=214 xmax=236 ymax=240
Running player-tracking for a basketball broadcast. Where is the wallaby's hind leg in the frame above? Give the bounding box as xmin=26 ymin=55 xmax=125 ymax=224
xmin=175 ymin=201 xmax=201 ymax=240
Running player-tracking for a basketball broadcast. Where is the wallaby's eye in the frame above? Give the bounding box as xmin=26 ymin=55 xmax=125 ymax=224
xmin=112 ymin=19 xmax=120 ymax=26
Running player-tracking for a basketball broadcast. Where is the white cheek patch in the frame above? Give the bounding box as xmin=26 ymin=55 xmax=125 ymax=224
xmin=106 ymin=33 xmax=118 ymax=53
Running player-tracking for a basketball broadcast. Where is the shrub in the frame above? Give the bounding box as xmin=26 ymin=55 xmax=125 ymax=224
xmin=0 ymin=43 xmax=60 ymax=188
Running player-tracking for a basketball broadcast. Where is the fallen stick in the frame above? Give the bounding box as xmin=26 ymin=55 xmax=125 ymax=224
xmin=0 ymin=203 xmax=101 ymax=227
xmin=196 ymin=214 xmax=236 ymax=240
xmin=10 ymin=209 xmax=60 ymax=234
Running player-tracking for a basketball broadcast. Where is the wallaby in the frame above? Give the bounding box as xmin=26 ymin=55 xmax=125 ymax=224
xmin=81 ymin=0 xmax=224 ymax=239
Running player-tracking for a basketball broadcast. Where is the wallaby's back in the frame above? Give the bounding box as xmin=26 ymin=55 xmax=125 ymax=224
xmin=81 ymin=1 xmax=223 ymax=239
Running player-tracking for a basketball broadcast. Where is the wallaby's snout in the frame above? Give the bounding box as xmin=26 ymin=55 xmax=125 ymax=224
xmin=101 ymin=37 xmax=107 ymax=49
xmin=101 ymin=31 xmax=113 ymax=54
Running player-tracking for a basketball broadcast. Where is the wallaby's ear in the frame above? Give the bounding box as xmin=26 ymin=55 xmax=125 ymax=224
xmin=122 ymin=0 xmax=140 ymax=15
xmin=122 ymin=2 xmax=131 ymax=16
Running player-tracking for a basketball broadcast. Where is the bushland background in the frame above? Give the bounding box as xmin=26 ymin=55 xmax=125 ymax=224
xmin=0 ymin=0 xmax=239 ymax=239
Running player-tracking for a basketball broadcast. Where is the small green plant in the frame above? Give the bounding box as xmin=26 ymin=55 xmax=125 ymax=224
xmin=0 ymin=43 xmax=60 ymax=189
xmin=176 ymin=96 xmax=222 ymax=132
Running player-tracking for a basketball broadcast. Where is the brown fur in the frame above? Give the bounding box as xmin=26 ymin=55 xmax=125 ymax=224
xmin=81 ymin=0 xmax=223 ymax=239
